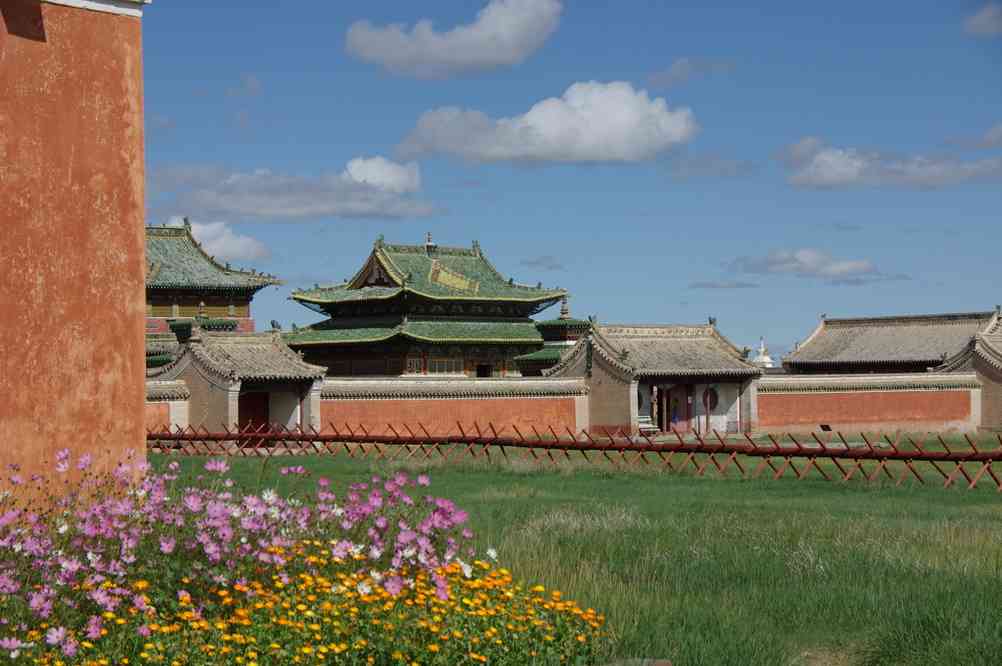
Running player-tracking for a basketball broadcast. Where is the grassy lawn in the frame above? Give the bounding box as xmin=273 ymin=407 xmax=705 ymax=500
xmin=151 ymin=453 xmax=1002 ymax=665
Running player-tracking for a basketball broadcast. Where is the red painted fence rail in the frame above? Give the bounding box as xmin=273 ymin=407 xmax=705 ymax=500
xmin=146 ymin=424 xmax=1002 ymax=491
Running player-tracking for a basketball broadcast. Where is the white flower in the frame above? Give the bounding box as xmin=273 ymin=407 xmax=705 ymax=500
xmin=369 ymin=571 xmax=383 ymax=583
xmin=57 ymin=524 xmax=68 ymax=535
xmin=458 ymin=559 xmax=473 ymax=579
xmin=486 ymin=548 xmax=498 ymax=561
xmin=402 ymin=547 xmax=416 ymax=559
xmin=351 ymin=544 xmax=364 ymax=556
xmin=261 ymin=489 xmax=278 ymax=504
xmin=356 ymin=582 xmax=372 ymax=595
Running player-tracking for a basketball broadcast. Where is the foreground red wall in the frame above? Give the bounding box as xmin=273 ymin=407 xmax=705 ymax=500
xmin=1 ymin=2 xmax=146 ymax=476
xmin=321 ymin=398 xmax=577 ymax=436
xmin=758 ymin=390 xmax=973 ymax=432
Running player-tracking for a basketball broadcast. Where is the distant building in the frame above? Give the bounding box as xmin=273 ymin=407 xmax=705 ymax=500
xmin=148 ymin=325 xmax=325 ymax=431
xmin=286 ymin=235 xmax=566 ymax=377
xmin=756 ymin=308 xmax=1002 ymax=433
xmin=145 ymin=221 xmax=281 ymax=334
xmin=783 ymin=311 xmax=996 ymax=374
xmin=548 ymin=321 xmax=761 ymax=434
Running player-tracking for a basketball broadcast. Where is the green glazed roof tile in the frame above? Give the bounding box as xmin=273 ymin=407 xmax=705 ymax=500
xmin=285 ymin=317 xmax=543 ymax=346
xmin=291 ymin=239 xmax=565 ymax=306
xmin=513 ymin=347 xmax=567 ymax=364
xmin=146 ymin=224 xmax=282 ymax=291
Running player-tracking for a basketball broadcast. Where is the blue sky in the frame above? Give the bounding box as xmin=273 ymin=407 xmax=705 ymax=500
xmin=143 ymin=1 xmax=1002 ymax=355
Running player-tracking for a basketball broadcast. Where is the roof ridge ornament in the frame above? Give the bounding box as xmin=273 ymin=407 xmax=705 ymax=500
xmin=559 ymin=296 xmax=570 ymax=320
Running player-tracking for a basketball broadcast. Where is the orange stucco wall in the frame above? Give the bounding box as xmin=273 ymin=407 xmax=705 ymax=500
xmin=758 ymin=390 xmax=973 ymax=432
xmin=1 ymin=2 xmax=146 ymax=477
xmin=321 ymin=398 xmax=578 ymax=436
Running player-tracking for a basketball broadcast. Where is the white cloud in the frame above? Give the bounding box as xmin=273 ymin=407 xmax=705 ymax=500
xmin=727 ymin=248 xmax=910 ymax=285
xmin=399 ymin=81 xmax=697 ymax=163
xmin=152 ymin=157 xmax=434 ymax=221
xmin=343 ymin=156 xmax=421 ymax=194
xmin=165 ymin=217 xmax=270 ymax=263
xmin=346 ymin=0 xmax=562 ymax=78
xmin=965 ymin=3 xmax=1002 ymax=36
xmin=649 ymin=57 xmax=733 ymax=88
xmin=779 ymin=136 xmax=1002 ymax=189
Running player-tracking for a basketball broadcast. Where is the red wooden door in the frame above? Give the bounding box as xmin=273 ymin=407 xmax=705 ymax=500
xmin=238 ymin=392 xmax=270 ymax=430
xmin=668 ymin=386 xmax=690 ymax=433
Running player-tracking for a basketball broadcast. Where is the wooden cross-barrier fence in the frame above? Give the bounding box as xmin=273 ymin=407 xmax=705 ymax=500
xmin=146 ymin=424 xmax=1002 ymax=491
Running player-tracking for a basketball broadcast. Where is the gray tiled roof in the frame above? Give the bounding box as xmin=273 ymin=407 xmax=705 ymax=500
xmin=190 ymin=331 xmax=326 ymax=381
xmin=598 ymin=325 xmax=760 ymax=377
xmin=786 ymin=312 xmax=995 ymax=367
xmin=145 ymin=380 xmax=190 ymax=402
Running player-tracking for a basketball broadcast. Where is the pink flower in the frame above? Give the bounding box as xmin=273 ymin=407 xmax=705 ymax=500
xmin=85 ymin=616 xmax=103 ymax=640
xmin=76 ymin=453 xmax=92 ymax=471
xmin=416 ymin=474 xmax=430 ymax=487
xmin=62 ymin=639 xmax=78 ymax=658
xmin=45 ymin=626 xmax=66 ymax=646
xmin=383 ymin=576 xmax=405 ymax=596
xmin=204 ymin=459 xmax=229 ymax=474
xmin=159 ymin=537 xmax=176 ymax=554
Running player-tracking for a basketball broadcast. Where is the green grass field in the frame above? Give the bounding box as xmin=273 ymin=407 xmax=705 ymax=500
xmin=151 ymin=453 xmax=1002 ymax=665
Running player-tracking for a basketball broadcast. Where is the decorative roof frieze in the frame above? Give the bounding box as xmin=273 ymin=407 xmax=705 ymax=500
xmin=757 ymin=373 xmax=981 ymax=394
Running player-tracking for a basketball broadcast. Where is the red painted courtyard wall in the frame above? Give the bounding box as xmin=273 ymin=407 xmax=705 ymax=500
xmin=321 ymin=398 xmax=578 ymax=436
xmin=145 ymin=403 xmax=169 ymax=431
xmin=758 ymin=390 xmax=974 ymax=433
xmin=1 ymin=2 xmax=147 ymax=477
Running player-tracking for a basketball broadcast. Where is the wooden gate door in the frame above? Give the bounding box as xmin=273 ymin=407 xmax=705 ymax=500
xmin=668 ymin=386 xmax=689 ymax=433
xmin=238 ymin=391 xmax=270 ymax=430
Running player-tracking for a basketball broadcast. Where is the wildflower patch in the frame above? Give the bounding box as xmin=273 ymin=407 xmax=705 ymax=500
xmin=0 ymin=451 xmax=603 ymax=664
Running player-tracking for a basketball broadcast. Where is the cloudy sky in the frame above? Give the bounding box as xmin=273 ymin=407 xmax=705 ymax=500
xmin=144 ymin=1 xmax=1002 ymax=355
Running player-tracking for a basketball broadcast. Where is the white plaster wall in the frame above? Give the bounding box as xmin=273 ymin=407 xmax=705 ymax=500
xmin=691 ymin=382 xmax=741 ymax=434
xmin=269 ymin=391 xmax=302 ymax=429
xmin=168 ymin=400 xmax=189 ymax=429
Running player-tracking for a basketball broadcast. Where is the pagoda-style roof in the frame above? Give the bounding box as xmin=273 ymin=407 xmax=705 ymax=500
xmin=291 ymin=236 xmax=565 ymax=315
xmin=152 ymin=328 xmax=326 ymax=382
xmin=146 ymin=223 xmax=282 ymax=292
xmin=285 ymin=317 xmax=543 ymax=347
xmin=786 ymin=311 xmax=998 ymax=370
xmin=545 ymin=322 xmax=761 ymax=380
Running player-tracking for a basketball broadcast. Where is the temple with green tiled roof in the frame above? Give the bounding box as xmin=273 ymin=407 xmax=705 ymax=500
xmin=286 ymin=234 xmax=567 ymax=377
xmin=146 ymin=220 xmax=281 ymax=335
xmin=515 ymin=297 xmax=593 ymax=376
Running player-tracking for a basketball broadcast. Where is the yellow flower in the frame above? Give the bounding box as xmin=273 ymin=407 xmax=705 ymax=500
xmin=427 ymin=644 xmax=440 ymax=653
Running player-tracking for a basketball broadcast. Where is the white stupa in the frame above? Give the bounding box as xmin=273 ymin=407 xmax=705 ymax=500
xmin=752 ymin=337 xmax=776 ymax=369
